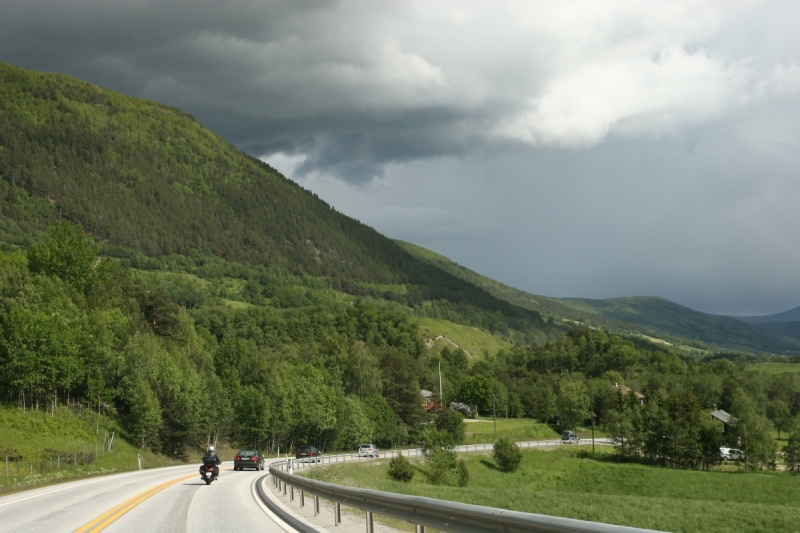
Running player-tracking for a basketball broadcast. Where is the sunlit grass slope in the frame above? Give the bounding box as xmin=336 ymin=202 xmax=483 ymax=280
xmin=0 ymin=405 xmax=180 ymax=494
xmin=306 ymin=448 xmax=800 ymax=533
xmin=460 ymin=417 xmax=561 ymax=444
xmin=416 ymin=317 xmax=511 ymax=359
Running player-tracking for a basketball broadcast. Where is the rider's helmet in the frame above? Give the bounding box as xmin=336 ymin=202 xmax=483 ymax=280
xmin=208 ymin=446 xmax=215 ymax=452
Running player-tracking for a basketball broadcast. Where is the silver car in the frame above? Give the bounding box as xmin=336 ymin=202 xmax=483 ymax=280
xmin=358 ymin=444 xmax=380 ymax=458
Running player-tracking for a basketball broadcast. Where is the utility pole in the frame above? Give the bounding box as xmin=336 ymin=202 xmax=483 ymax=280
xmin=493 ymin=394 xmax=497 ymax=434
xmin=591 ymin=404 xmax=595 ymax=454
xmin=438 ymin=361 xmax=443 ymax=410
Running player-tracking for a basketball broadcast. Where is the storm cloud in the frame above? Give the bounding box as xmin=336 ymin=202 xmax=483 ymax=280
xmin=2 ymin=0 xmax=799 ymax=314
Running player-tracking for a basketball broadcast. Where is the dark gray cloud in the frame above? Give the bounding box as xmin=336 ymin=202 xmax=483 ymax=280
xmin=2 ymin=0 xmax=799 ymax=314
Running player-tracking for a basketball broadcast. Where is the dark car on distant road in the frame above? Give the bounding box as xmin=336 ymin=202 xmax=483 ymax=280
xmin=296 ymin=445 xmax=321 ymax=463
xmin=234 ymin=450 xmax=264 ymax=471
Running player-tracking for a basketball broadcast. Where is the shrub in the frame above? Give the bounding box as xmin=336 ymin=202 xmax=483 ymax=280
xmin=493 ymin=437 xmax=522 ymax=473
xmin=456 ymin=458 xmax=469 ymax=487
xmin=388 ymin=452 xmax=414 ymax=482
xmin=436 ymin=409 xmax=466 ymax=444
xmin=426 ymin=447 xmax=456 ymax=485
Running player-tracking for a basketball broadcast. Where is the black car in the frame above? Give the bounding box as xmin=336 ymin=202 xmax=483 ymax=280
xmin=295 ymin=445 xmax=321 ymax=463
xmin=234 ymin=450 xmax=264 ymax=471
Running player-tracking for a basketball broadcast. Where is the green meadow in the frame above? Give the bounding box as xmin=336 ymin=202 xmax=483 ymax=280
xmin=755 ymin=362 xmax=800 ymax=375
xmin=416 ymin=317 xmax=511 ymax=359
xmin=305 ymin=447 xmax=800 ymax=533
xmin=0 ymin=405 xmax=181 ymax=494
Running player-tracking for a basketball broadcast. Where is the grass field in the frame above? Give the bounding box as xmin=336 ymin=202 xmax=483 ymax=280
xmin=755 ymin=362 xmax=800 ymax=375
xmin=0 ymin=405 xmax=182 ymax=494
xmin=305 ymin=447 xmax=800 ymax=533
xmin=461 ymin=417 xmax=605 ymax=444
xmin=462 ymin=417 xmax=560 ymax=444
xmin=416 ymin=317 xmax=511 ymax=359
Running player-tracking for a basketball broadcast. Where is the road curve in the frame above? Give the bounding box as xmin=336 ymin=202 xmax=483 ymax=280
xmin=0 ymin=461 xmax=287 ymax=533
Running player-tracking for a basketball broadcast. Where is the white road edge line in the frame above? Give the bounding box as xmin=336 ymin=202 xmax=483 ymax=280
xmin=0 ymin=463 xmax=200 ymax=508
xmin=0 ymin=474 xmax=135 ymax=508
xmin=251 ymin=475 xmax=298 ymax=533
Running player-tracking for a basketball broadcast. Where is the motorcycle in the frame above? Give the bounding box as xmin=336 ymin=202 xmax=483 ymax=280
xmin=201 ymin=464 xmax=217 ymax=485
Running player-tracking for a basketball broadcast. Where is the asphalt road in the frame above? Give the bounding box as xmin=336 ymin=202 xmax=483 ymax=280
xmin=0 ymin=461 xmax=285 ymax=533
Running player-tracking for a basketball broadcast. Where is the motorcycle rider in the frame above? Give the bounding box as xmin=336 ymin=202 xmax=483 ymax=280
xmin=200 ymin=445 xmax=221 ymax=480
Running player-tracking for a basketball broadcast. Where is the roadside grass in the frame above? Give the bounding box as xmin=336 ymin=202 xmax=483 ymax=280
xmin=462 ymin=417 xmax=605 ymax=444
xmin=462 ymin=417 xmax=560 ymax=444
xmin=416 ymin=317 xmax=511 ymax=360
xmin=0 ymin=405 xmax=181 ymax=494
xmin=304 ymin=447 xmax=800 ymax=533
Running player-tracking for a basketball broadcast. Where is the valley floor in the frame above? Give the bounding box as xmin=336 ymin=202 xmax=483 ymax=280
xmin=305 ymin=447 xmax=800 ymax=533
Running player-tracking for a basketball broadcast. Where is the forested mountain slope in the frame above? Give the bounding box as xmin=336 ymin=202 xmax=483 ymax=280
xmin=561 ymin=296 xmax=800 ymax=354
xmin=396 ymin=240 xmax=800 ymax=354
xmin=738 ymin=305 xmax=800 ymax=324
xmin=0 ymin=60 xmax=559 ymax=343
xmin=396 ymin=240 xmax=650 ymax=330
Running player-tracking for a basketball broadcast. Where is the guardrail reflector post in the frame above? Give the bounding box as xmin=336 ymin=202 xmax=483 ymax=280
xmin=415 ymin=525 xmax=425 ymax=533
xmin=334 ymin=502 xmax=341 ymax=525
xmin=314 ymin=495 xmax=320 ymax=516
xmin=366 ymin=511 xmax=374 ymax=533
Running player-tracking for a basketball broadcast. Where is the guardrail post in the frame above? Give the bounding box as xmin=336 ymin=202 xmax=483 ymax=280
xmin=334 ymin=502 xmax=341 ymax=525
xmin=290 ymin=485 xmax=294 ymax=501
xmin=415 ymin=525 xmax=425 ymax=533
xmin=283 ymin=480 xmax=287 ymax=496
xmin=314 ymin=495 xmax=320 ymax=516
xmin=366 ymin=511 xmax=374 ymax=533
xmin=300 ymin=490 xmax=305 ymax=507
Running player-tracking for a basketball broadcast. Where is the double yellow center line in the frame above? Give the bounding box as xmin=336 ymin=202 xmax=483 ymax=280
xmin=74 ymin=473 xmax=196 ymax=533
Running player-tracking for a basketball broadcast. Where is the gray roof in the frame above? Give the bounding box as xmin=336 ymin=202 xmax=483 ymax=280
xmin=711 ymin=410 xmax=738 ymax=425
xmin=420 ymin=389 xmax=434 ymax=398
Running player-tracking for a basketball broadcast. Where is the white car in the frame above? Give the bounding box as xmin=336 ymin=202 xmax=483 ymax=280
xmin=359 ymin=444 xmax=380 ymax=458
xmin=720 ymin=447 xmax=743 ymax=461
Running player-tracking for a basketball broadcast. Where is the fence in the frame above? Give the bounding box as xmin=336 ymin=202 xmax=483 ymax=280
xmin=265 ymin=438 xmax=663 ymax=533
xmin=2 ymin=433 xmax=117 ymax=493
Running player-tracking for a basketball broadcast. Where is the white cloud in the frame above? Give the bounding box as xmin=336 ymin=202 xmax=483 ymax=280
xmin=497 ymin=46 xmax=754 ymax=146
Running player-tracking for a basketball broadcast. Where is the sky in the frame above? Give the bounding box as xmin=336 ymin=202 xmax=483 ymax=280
xmin=2 ymin=0 xmax=800 ymax=316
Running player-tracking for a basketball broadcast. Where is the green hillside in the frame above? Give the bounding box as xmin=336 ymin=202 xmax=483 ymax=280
xmin=0 ymin=60 xmax=560 ymax=344
xmin=394 ymin=241 xmax=651 ymax=331
xmin=560 ymin=296 xmax=800 ymax=354
xmin=415 ymin=317 xmax=512 ymax=359
xmin=396 ymin=240 xmax=800 ymax=355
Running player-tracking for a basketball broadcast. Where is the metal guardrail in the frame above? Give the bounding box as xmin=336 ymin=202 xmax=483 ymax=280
xmin=266 ymin=440 xmax=664 ymax=533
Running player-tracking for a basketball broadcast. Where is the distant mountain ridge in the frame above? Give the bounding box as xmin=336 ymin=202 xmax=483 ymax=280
xmin=737 ymin=306 xmax=800 ymax=324
xmin=559 ymin=296 xmax=800 ymax=354
xmin=732 ymin=306 xmax=800 ymax=344
xmin=396 ymin=240 xmax=800 ymax=355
